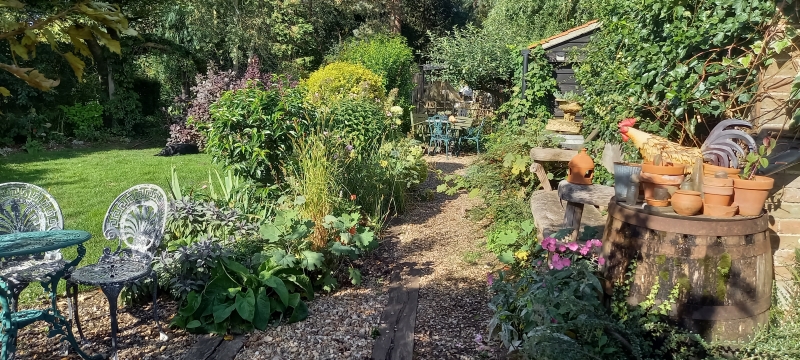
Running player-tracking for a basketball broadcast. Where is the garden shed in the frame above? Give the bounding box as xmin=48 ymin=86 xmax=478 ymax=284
xmin=528 ymin=20 xmax=600 ymax=118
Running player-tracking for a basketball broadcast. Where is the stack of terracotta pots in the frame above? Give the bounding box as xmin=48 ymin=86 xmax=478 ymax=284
xmin=702 ymin=171 xmax=737 ymax=217
xmin=639 ymin=163 xmax=685 ymax=207
xmin=701 ymin=164 xmax=774 ymax=217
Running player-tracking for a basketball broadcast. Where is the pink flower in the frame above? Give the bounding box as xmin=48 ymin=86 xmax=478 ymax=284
xmin=551 ymin=318 xmax=557 ymax=324
xmin=550 ymin=253 xmax=560 ymax=269
xmin=591 ymin=239 xmax=602 ymax=247
xmin=598 ymin=257 xmax=606 ymax=266
xmin=542 ymin=237 xmax=557 ymax=252
xmin=551 ymin=253 xmax=571 ymax=270
xmin=558 ymin=244 xmax=567 ymax=252
xmin=579 ymin=245 xmax=591 ymax=256
xmin=487 ymin=272 xmax=494 ymax=286
xmin=474 ymin=334 xmax=483 ymax=344
xmin=554 ymin=257 xmax=571 ymax=270
xmin=567 ymin=242 xmax=580 ymax=251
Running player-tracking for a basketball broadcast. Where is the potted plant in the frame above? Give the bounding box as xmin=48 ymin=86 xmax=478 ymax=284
xmin=554 ymin=91 xmax=583 ymax=117
xmin=733 ymin=137 xmax=776 ymax=216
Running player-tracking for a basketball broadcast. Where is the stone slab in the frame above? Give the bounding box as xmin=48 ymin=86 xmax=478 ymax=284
xmin=183 ymin=335 xmax=223 ymax=360
xmin=530 ymin=190 xmax=606 ymax=239
xmin=210 ymin=336 xmax=246 ymax=360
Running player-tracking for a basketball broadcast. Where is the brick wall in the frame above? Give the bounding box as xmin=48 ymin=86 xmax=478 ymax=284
xmin=767 ymin=161 xmax=800 ymax=303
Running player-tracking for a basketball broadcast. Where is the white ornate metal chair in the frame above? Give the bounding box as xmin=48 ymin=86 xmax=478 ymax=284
xmin=67 ymin=184 xmax=168 ymax=360
xmin=0 ymin=182 xmax=65 ymax=312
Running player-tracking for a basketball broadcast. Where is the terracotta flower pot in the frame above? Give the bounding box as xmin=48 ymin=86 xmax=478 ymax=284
xmin=567 ymin=148 xmax=594 ymax=185
xmin=703 ymin=176 xmax=734 ymax=187
xmin=703 ymin=176 xmax=734 ymax=206
xmin=703 ymin=163 xmax=741 ymax=178
xmin=640 ymin=172 xmax=683 ymax=199
xmin=733 ymin=176 xmax=774 ymax=216
xmin=646 ymin=198 xmax=669 ymax=207
xmin=703 ymin=204 xmax=738 ymax=218
xmin=642 ymin=163 xmax=685 ymax=175
xmin=671 ymin=190 xmax=703 ymax=216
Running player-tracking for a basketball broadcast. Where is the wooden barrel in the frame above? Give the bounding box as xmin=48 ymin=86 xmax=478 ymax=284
xmin=601 ymin=201 xmax=772 ymax=342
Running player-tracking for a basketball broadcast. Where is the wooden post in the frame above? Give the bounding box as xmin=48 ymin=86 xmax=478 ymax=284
xmin=531 ymin=162 xmax=552 ymax=191
xmin=564 ymin=202 xmax=584 ymax=241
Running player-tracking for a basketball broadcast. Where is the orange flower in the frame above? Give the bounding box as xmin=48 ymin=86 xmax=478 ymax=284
xmin=350 ymin=194 xmax=357 ymax=201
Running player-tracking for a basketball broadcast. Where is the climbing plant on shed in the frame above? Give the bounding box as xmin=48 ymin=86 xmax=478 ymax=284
xmin=576 ymin=0 xmax=793 ymax=144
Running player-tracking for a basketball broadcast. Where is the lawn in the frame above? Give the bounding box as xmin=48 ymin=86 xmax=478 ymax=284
xmin=0 ymin=145 xmax=218 ymax=302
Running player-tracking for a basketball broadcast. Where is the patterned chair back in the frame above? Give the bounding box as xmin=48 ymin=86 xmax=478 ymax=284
xmin=0 ymin=182 xmax=63 ymax=235
xmin=428 ymin=115 xmax=450 ymax=139
xmin=0 ymin=182 xmax=64 ymax=261
xmin=102 ymin=184 xmax=168 ymax=262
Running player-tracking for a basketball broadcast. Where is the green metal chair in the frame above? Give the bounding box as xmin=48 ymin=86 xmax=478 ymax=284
xmin=427 ymin=115 xmax=454 ymax=157
xmin=458 ymin=119 xmax=485 ymax=154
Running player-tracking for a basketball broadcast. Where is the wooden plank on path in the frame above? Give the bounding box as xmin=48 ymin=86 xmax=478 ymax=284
xmin=183 ymin=335 xmax=223 ymax=360
xmin=372 ymin=270 xmax=406 ymax=360
xmin=210 ymin=336 xmax=246 ymax=360
xmin=391 ymin=268 xmax=420 ymax=360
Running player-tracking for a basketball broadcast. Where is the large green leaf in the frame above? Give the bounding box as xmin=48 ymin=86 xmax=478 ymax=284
xmin=263 ymin=276 xmax=289 ymax=306
xmin=235 ymin=288 xmax=256 ymax=322
xmin=287 ymin=301 xmax=309 ymax=323
xmin=498 ymin=251 xmax=515 ymax=264
xmin=300 ymin=250 xmax=324 ymax=270
xmin=213 ymin=303 xmax=236 ymax=323
xmin=179 ymin=291 xmax=202 ymax=316
xmin=253 ymin=288 xmax=272 ymax=330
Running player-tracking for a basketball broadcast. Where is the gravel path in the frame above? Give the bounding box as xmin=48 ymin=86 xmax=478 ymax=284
xmin=238 ymin=154 xmax=502 ymax=359
xmin=234 ymin=285 xmax=386 ymax=360
xmin=11 ymin=154 xmax=501 ymax=360
xmin=383 ymin=155 xmax=500 ymax=359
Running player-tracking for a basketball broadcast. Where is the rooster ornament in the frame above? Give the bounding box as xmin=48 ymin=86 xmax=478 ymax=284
xmin=618 ymin=118 xmax=756 ymax=171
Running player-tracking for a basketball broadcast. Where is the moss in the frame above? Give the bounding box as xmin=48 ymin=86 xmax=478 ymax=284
xmin=656 ymin=255 xmax=667 ymax=266
xmin=659 ymin=270 xmax=669 ymax=282
xmin=673 ymin=258 xmax=682 ymax=267
xmin=677 ymin=274 xmax=692 ymax=293
xmin=716 ymin=252 xmax=732 ymax=301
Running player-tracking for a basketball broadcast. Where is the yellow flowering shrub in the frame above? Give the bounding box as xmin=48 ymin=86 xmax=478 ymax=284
xmin=304 ymin=62 xmax=385 ymax=105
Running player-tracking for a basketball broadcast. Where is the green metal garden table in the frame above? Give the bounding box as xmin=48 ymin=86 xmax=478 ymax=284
xmin=0 ymin=230 xmax=102 ymax=360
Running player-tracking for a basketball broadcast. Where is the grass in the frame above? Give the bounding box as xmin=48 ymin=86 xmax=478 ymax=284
xmin=0 ymin=145 xmax=218 ymax=302
xmin=462 ymin=250 xmax=483 ymax=265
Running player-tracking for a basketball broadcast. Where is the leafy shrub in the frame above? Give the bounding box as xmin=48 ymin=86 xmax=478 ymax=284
xmin=333 ymin=34 xmax=414 ymax=104
xmin=205 ymin=79 xmax=306 ymax=185
xmin=171 ymin=57 xmax=282 ymax=149
xmin=160 ymin=168 xmax=377 ymax=334
xmin=496 ymin=47 xmax=557 ymax=124
xmin=327 ymin=98 xmax=389 ymax=150
xmin=576 ymin=0 xmax=780 ymax=147
xmin=304 ymin=62 xmax=385 ymax=106
xmin=60 ymin=102 xmax=104 ymax=141
xmin=103 ymin=88 xmax=144 ymax=136
xmin=378 ymin=138 xmax=427 ymax=191
xmin=488 ymin=233 xmax=711 ymax=359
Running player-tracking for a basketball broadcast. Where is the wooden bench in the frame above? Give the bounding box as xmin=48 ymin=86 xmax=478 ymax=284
xmin=529 ymin=147 xmax=617 ymax=241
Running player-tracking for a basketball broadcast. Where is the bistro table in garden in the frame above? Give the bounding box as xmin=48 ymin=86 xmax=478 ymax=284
xmin=0 ymin=230 xmax=102 ymax=360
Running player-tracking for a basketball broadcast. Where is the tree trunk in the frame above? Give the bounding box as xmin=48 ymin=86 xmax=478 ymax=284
xmin=84 ymin=37 xmax=113 ymax=99
xmin=388 ymin=0 xmax=401 ymax=33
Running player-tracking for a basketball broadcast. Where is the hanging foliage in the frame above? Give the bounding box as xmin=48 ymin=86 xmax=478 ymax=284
xmin=0 ymin=1 xmax=136 ymax=96
xmin=575 ymin=0 xmax=796 ymax=145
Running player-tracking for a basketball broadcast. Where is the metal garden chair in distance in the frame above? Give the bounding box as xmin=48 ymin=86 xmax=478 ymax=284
xmin=458 ymin=119 xmax=485 ymax=155
xmin=427 ymin=114 xmax=454 ymax=157
xmin=0 ymin=182 xmax=65 ymax=312
xmin=67 ymin=184 xmax=169 ymax=360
